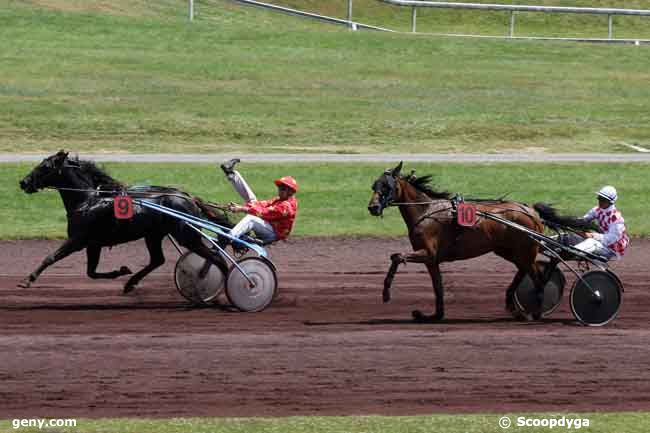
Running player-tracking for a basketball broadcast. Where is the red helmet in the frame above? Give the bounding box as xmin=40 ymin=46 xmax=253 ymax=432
xmin=274 ymin=176 xmax=298 ymax=192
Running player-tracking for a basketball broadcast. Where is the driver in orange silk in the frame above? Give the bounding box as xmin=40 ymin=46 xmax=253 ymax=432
xmin=220 ymin=158 xmax=298 ymax=243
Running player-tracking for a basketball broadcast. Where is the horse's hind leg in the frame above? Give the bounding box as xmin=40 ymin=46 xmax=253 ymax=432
xmin=123 ymin=235 xmax=165 ymax=294
xmin=174 ymin=228 xmax=229 ymax=274
xmin=505 ymin=269 xmax=526 ymax=313
xmin=86 ymin=245 xmax=132 ymax=279
xmin=525 ymin=261 xmax=547 ymax=320
xmin=18 ymin=239 xmax=84 ymax=288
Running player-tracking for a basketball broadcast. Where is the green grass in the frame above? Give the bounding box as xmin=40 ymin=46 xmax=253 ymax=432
xmin=2 ymin=413 xmax=650 ymax=433
xmin=1 ymin=2 xmax=650 ymax=154
xmin=4 ymin=162 xmax=649 ymax=239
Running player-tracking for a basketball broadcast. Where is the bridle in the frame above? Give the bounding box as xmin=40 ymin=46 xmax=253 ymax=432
xmin=373 ymin=172 xmax=398 ymax=210
xmin=27 ymin=159 xmax=82 ymax=190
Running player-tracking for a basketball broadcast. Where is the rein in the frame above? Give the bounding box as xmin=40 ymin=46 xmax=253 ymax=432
xmin=45 ymin=186 xmax=195 ymax=201
xmin=388 ymin=199 xmax=454 ymax=226
xmin=388 ymin=197 xmax=541 ymax=226
xmin=389 ymin=201 xmax=438 ymax=206
xmin=45 ymin=186 xmax=231 ymax=217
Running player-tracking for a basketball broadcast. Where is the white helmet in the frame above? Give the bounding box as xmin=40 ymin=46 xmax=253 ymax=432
xmin=597 ymin=185 xmax=617 ymax=203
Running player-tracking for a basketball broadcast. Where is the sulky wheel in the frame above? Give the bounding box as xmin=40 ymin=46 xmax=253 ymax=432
xmin=226 ymin=257 xmax=277 ymax=312
xmin=570 ymin=270 xmax=622 ymax=326
xmin=174 ymin=252 xmax=227 ymax=305
xmin=514 ymin=261 xmax=566 ymax=318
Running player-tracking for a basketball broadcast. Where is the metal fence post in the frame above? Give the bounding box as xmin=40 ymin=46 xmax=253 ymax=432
xmin=608 ymin=14 xmax=613 ymax=39
xmin=411 ymin=6 xmax=417 ymax=33
xmin=348 ymin=0 xmax=353 ymax=27
xmin=189 ymin=0 xmax=194 ymax=21
xmin=509 ymin=11 xmax=515 ymax=37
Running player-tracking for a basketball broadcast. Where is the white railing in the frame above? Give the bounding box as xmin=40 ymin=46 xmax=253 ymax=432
xmin=189 ymin=0 xmax=392 ymax=31
xmin=378 ymin=0 xmax=650 ymax=38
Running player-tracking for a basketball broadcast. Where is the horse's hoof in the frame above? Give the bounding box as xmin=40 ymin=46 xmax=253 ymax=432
xmin=123 ymin=283 xmax=137 ymax=294
xmin=531 ymin=312 xmax=542 ymax=321
xmin=508 ymin=307 xmax=526 ymax=320
xmin=390 ymin=253 xmax=404 ymax=264
xmin=119 ymin=266 xmax=133 ymax=276
xmin=17 ymin=281 xmax=31 ymax=289
xmin=412 ymin=310 xmax=443 ymax=323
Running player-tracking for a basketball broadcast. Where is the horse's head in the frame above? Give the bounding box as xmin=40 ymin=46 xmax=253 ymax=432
xmin=19 ymin=150 xmax=80 ymax=193
xmin=368 ymin=161 xmax=403 ymax=216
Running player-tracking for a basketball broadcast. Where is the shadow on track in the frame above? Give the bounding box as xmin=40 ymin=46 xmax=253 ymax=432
xmin=0 ymin=303 xmax=238 ymax=312
xmin=303 ymin=317 xmax=576 ymax=326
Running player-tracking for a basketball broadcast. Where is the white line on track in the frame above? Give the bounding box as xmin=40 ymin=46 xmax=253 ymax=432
xmin=620 ymin=142 xmax=650 ymax=153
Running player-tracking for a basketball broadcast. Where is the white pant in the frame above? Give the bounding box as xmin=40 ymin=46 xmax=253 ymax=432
xmin=554 ymin=233 xmax=617 ymax=261
xmin=230 ymin=215 xmax=277 ymax=243
xmin=228 ymin=170 xmax=257 ymax=202
xmin=573 ymin=238 xmax=618 ymax=261
xmin=227 ymin=171 xmax=277 ymax=243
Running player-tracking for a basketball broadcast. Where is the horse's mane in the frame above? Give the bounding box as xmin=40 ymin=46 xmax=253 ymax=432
xmin=403 ymin=173 xmax=518 ymax=204
xmin=72 ymin=157 xmax=192 ymax=198
xmin=74 ymin=157 xmax=125 ymax=191
xmin=404 ymin=174 xmax=451 ymax=199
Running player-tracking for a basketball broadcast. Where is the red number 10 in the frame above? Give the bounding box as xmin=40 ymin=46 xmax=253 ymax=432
xmin=457 ymin=203 xmax=477 ymax=227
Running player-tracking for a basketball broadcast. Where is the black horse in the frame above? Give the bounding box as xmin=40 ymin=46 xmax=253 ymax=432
xmin=18 ymin=150 xmax=231 ymax=293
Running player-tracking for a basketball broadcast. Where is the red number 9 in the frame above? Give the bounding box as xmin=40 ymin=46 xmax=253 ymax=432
xmin=114 ymin=196 xmax=133 ymax=220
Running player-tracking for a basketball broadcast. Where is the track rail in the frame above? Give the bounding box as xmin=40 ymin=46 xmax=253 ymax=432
xmin=225 ymin=0 xmax=394 ymax=32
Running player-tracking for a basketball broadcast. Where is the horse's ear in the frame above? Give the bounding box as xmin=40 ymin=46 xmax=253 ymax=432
xmin=392 ymin=161 xmax=403 ymax=177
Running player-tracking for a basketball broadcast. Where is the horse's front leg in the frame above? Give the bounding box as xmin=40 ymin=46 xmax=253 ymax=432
xmin=86 ymin=245 xmax=132 ymax=279
xmin=382 ymin=253 xmax=403 ymax=303
xmin=382 ymin=249 xmax=431 ymax=302
xmin=18 ymin=239 xmax=84 ymax=288
xmin=412 ymin=261 xmax=444 ymax=323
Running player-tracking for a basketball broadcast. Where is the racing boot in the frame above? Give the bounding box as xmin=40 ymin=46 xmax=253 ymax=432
xmin=220 ymin=158 xmax=241 ymax=176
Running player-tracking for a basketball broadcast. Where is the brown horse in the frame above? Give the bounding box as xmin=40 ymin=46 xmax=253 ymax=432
xmin=368 ymin=162 xmax=547 ymax=322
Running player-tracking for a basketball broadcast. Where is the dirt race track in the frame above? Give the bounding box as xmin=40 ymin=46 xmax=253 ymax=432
xmin=1 ymin=238 xmax=650 ymax=419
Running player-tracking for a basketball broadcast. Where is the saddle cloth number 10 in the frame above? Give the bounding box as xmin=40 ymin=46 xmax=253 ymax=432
xmin=457 ymin=203 xmax=477 ymax=227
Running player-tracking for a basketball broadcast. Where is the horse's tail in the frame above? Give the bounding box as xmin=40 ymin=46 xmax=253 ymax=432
xmin=533 ymin=202 xmax=592 ymax=231
xmin=193 ymin=196 xmax=233 ymax=228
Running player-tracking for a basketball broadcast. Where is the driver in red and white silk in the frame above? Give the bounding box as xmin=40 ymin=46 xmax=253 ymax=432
xmin=220 ymin=158 xmax=298 ymax=243
xmin=572 ymin=185 xmax=629 ymax=260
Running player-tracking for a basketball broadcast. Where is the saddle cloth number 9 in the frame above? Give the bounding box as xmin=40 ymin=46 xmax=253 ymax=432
xmin=114 ymin=195 xmax=134 ymax=220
